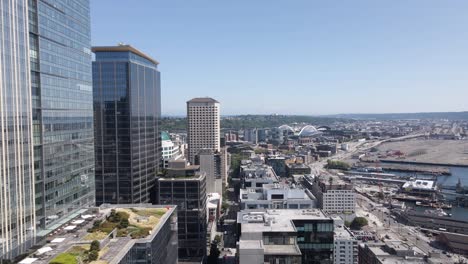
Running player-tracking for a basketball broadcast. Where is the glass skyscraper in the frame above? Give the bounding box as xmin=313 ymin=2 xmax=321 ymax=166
xmin=0 ymin=0 xmax=36 ymax=259
xmin=92 ymin=45 xmax=161 ymax=205
xmin=29 ymin=0 xmax=95 ymax=232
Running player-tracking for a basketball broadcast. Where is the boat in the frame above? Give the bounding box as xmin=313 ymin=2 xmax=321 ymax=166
xmin=424 ymin=208 xmax=450 ymax=217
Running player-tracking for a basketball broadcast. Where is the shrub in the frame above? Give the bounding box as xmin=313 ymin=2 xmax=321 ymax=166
xmin=87 ymin=250 xmax=99 ymax=261
xmin=90 ymin=240 xmax=100 ymax=252
xmin=120 ymin=218 xmax=129 ymax=228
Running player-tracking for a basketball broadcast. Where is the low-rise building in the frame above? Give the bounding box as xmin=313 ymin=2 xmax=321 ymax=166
xmin=286 ymin=163 xmax=312 ymax=177
xmin=358 ymin=240 xmax=429 ymax=264
xmin=22 ymin=204 xmax=178 ymax=264
xmin=401 ymin=180 xmax=438 ymax=198
xmin=304 ymin=175 xmax=356 ymax=216
xmin=237 ymin=209 xmax=335 ymax=264
xmin=240 ymin=163 xmax=280 ymax=189
xmin=240 ymin=183 xmax=316 ymax=210
xmin=333 ymin=217 xmax=358 ymax=264
xmin=266 ymin=155 xmax=287 ymax=177
xmin=436 ymin=232 xmax=468 ymax=255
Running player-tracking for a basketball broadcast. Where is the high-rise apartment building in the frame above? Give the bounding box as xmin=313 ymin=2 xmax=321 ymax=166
xmin=93 ymin=45 xmax=161 ymax=205
xmin=0 ymin=0 xmax=36 ymax=259
xmin=30 ymin=0 xmax=95 ymax=236
xmin=186 ymin=97 xmax=220 ymax=164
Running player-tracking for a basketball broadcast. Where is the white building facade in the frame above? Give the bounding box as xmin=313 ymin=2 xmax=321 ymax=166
xmin=186 ymin=97 xmax=220 ymax=164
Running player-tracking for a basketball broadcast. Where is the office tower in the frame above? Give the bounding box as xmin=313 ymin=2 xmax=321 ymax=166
xmin=156 ymin=159 xmax=207 ymax=262
xmin=93 ymin=45 xmax=161 ymax=205
xmin=0 ymin=0 xmax=36 ymax=259
xmin=28 ymin=0 xmax=95 ymax=232
xmin=186 ymin=97 xmax=220 ymax=164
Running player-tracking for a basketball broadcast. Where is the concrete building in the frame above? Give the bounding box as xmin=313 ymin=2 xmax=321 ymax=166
xmin=240 ymin=163 xmax=280 ymax=189
xmin=0 ymin=0 xmax=36 ymax=259
xmin=304 ymin=175 xmax=356 ymax=216
xmin=187 ymin=97 xmax=220 ymax=164
xmin=155 ymin=160 xmax=207 ymax=262
xmin=220 ymin=147 xmax=231 ymax=187
xmin=93 ymin=45 xmax=161 ymax=205
xmin=196 ymin=149 xmax=223 ymax=194
xmin=358 ymin=240 xmax=428 ymax=264
xmin=240 ymin=183 xmax=316 ymax=210
xmin=333 ymin=217 xmax=358 ymax=264
xmin=237 ymin=209 xmax=335 ymax=264
xmin=23 ymin=204 xmax=178 ymax=264
xmin=161 ymin=131 xmax=183 ymax=168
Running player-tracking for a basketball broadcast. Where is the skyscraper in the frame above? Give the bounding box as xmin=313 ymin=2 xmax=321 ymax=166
xmin=93 ymin=45 xmax=161 ymax=205
xmin=29 ymin=0 xmax=95 ymax=232
xmin=186 ymin=97 xmax=220 ymax=164
xmin=0 ymin=0 xmax=36 ymax=259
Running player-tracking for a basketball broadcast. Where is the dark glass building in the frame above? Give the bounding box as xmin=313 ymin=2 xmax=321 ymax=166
xmin=28 ymin=0 xmax=95 ymax=233
xmin=93 ymin=45 xmax=161 ymax=205
xmin=155 ymin=160 xmax=207 ymax=262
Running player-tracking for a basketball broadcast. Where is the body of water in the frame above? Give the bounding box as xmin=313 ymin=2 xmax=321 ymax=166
xmin=385 ymin=165 xmax=468 ymax=221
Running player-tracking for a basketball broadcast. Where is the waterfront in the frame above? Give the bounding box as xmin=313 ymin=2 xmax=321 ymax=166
xmin=387 ymin=165 xmax=468 ymax=221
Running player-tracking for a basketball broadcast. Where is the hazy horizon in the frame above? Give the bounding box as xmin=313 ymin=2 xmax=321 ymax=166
xmin=92 ymin=1 xmax=468 ymax=115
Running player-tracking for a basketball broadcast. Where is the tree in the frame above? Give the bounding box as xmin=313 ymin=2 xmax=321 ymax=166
xmin=350 ymin=217 xmax=368 ymax=230
xmin=90 ymin=240 xmax=100 ymax=251
xmin=207 ymin=241 xmax=221 ymax=264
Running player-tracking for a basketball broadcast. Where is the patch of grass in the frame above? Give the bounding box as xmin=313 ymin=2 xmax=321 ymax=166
xmin=83 ymin=231 xmax=108 ymax=241
xmin=131 ymin=208 xmax=167 ymax=217
xmin=129 ymin=226 xmax=152 ymax=239
xmin=67 ymin=245 xmax=90 ymax=255
xmin=50 ymin=253 xmax=78 ymax=264
xmin=116 ymin=229 xmax=128 ymax=237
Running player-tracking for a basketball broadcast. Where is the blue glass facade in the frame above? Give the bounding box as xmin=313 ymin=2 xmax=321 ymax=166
xmin=30 ymin=0 xmax=95 ymax=231
xmin=93 ymin=46 xmax=161 ymax=204
xmin=0 ymin=0 xmax=36 ymax=259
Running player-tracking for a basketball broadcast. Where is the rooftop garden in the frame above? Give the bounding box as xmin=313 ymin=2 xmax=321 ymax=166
xmin=50 ymin=241 xmax=107 ymax=264
xmin=87 ymin=208 xmax=168 ymax=240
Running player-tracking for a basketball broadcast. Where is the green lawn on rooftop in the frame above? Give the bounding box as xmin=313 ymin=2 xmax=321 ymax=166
xmin=49 ymin=253 xmax=78 ymax=264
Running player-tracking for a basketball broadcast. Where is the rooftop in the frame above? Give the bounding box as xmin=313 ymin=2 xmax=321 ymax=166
xmin=27 ymin=204 xmax=175 ymax=264
xmin=91 ymin=45 xmax=158 ymax=65
xmin=187 ymin=97 xmax=220 ymax=104
xmin=238 ymin=209 xmax=331 ymax=233
xmin=402 ymin=180 xmax=437 ymax=191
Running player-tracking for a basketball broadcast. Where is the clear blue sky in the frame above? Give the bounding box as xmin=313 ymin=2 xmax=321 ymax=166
xmin=91 ymin=1 xmax=468 ymax=116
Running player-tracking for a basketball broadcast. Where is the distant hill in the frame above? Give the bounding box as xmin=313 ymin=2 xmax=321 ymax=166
xmin=330 ymin=112 xmax=468 ymax=120
xmin=160 ymin=115 xmax=352 ymax=132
